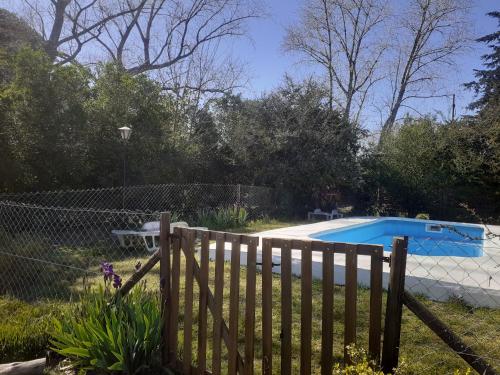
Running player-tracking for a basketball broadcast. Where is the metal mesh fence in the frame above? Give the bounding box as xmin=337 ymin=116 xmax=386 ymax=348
xmin=0 ymin=183 xmax=274 ymax=301
xmin=0 ymin=183 xmax=274 ymax=219
xmin=1 ymin=182 xmax=498 ymax=371
xmin=401 ymin=226 xmax=500 ymax=372
xmin=0 ymin=201 xmax=160 ymax=300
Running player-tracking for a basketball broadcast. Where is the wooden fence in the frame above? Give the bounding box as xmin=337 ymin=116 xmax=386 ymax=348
xmin=116 ymin=212 xmax=496 ymax=374
xmin=158 ymin=214 xmax=391 ymax=374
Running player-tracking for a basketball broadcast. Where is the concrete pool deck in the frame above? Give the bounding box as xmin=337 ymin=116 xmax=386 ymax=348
xmin=208 ymin=217 xmax=500 ymax=307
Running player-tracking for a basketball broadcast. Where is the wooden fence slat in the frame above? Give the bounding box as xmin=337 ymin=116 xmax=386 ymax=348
xmin=182 ymin=230 xmax=195 ymax=374
xmin=281 ymin=241 xmax=292 ymax=375
xmin=168 ymin=227 xmax=181 ymax=366
xmin=321 ymin=245 xmax=335 ymax=375
xmin=212 ymin=233 xmax=226 ymax=375
xmin=262 ymin=238 xmax=273 ymax=375
xmin=344 ymin=244 xmax=358 ymax=362
xmin=382 ymin=237 xmax=408 ymax=373
xmin=197 ymin=231 xmax=210 ymax=374
xmin=244 ymin=237 xmax=258 ymax=375
xmin=190 ymin=247 xmax=245 ymax=373
xmin=368 ymin=246 xmax=383 ymax=362
xmin=301 ymin=242 xmax=312 ymax=375
xmin=228 ymin=235 xmax=241 ymax=375
xmin=159 ymin=213 xmax=171 ymax=367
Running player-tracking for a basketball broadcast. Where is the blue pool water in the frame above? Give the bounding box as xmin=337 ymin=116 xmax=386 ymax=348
xmin=311 ymin=218 xmax=484 ymax=257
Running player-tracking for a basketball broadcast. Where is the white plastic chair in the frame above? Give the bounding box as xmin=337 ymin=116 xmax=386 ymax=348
xmin=307 ymin=209 xmax=343 ymax=220
xmin=112 ymin=221 xmax=189 ymax=252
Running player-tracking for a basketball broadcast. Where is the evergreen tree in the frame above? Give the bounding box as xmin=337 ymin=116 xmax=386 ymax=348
xmin=465 ymin=11 xmax=500 ymax=112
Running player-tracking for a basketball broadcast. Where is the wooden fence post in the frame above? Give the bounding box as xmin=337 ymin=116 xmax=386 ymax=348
xmin=262 ymin=238 xmax=273 ymax=375
xmin=381 ymin=236 xmax=408 ymax=373
xmin=159 ymin=212 xmax=171 ymax=368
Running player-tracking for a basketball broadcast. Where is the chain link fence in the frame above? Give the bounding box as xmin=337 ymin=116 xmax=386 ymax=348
xmin=0 ymin=183 xmax=274 ymax=219
xmin=0 ymin=183 xmax=274 ymax=301
xmin=1 ymin=184 xmax=498 ymax=371
xmin=401 ymin=225 xmax=500 ymax=372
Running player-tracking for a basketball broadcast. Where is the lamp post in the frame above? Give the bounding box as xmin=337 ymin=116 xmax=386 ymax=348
xmin=118 ymin=126 xmax=132 ymax=208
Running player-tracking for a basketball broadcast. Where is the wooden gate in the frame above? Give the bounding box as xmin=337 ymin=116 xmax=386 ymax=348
xmin=160 ymin=221 xmax=388 ymax=374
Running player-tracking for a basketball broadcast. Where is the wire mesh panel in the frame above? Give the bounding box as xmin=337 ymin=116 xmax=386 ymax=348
xmin=0 ymin=183 xmax=274 ymax=301
xmin=0 ymin=201 xmax=161 ymax=300
xmin=0 ymin=183 xmax=274 ymax=219
xmin=401 ymin=227 xmax=500 ymax=372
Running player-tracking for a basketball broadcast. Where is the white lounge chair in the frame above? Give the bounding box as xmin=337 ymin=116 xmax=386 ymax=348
xmin=307 ymin=209 xmax=343 ymax=221
xmin=112 ymin=221 xmax=189 ymax=253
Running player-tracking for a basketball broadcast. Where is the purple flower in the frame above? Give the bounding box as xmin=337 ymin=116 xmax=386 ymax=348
xmin=101 ymin=262 xmax=114 ymax=281
xmin=112 ymin=273 xmax=122 ymax=289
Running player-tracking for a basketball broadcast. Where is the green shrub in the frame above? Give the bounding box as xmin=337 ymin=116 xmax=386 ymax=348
xmin=50 ymin=282 xmax=162 ymax=374
xmin=196 ymin=206 xmax=248 ymax=230
xmin=415 ymin=213 xmax=430 ymax=220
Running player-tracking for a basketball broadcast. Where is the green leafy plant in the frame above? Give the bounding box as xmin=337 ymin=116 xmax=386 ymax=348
xmin=50 ymin=268 xmax=161 ymax=374
xmin=415 ymin=213 xmax=430 ymax=220
xmin=196 ymin=206 xmax=248 ymax=230
xmin=334 ymin=345 xmax=410 ymax=374
xmin=332 ymin=345 xmax=383 ymax=374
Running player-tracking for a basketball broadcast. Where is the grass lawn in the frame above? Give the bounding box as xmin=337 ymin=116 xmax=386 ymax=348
xmin=1 ymin=218 xmax=499 ymax=373
xmin=0 ymin=297 xmax=68 ymax=362
xmin=227 ymin=217 xmax=309 ymax=233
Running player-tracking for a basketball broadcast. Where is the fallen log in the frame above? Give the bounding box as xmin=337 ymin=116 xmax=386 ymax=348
xmin=0 ymin=358 xmax=45 ymax=375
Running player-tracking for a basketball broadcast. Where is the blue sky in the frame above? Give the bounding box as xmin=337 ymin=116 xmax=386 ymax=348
xmin=228 ymin=0 xmax=498 ymax=129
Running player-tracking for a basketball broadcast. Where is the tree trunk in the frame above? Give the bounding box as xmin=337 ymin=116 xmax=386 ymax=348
xmin=45 ymin=0 xmax=71 ymax=61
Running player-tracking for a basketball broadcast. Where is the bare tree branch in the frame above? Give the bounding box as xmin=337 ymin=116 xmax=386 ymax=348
xmin=16 ymin=0 xmax=259 ymax=103
xmin=381 ymin=0 xmax=471 ymax=134
xmin=284 ymin=0 xmax=388 ymax=123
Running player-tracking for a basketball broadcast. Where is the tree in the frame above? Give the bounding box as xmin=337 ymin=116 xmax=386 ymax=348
xmin=84 ymin=63 xmax=184 ymax=187
xmin=381 ymin=0 xmax=470 ymax=134
xmin=17 ymin=0 xmax=144 ymax=63
xmin=465 ymin=11 xmax=500 ymax=113
xmin=0 ymin=48 xmax=91 ymax=192
xmin=158 ymin=46 xmax=247 ymax=108
xmin=0 ymin=8 xmax=43 ymax=53
xmin=284 ymin=0 xmax=388 ymax=123
xmin=364 ymin=116 xmax=499 ymax=221
xmin=374 ymin=118 xmax=447 ymax=216
xmin=15 ymin=0 xmax=259 ymax=101
xmin=213 ymin=78 xmax=363 ymax=213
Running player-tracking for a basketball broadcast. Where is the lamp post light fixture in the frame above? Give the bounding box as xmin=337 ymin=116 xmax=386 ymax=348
xmin=119 ymin=126 xmax=132 ymax=141
xmin=118 ymin=126 xmax=132 ymax=208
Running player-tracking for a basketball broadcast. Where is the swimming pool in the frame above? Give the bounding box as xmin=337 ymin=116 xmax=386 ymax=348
xmin=311 ymin=218 xmax=484 ymax=257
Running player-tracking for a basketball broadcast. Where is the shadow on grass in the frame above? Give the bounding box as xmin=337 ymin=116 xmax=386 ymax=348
xmin=0 ymin=229 xmax=154 ymax=301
